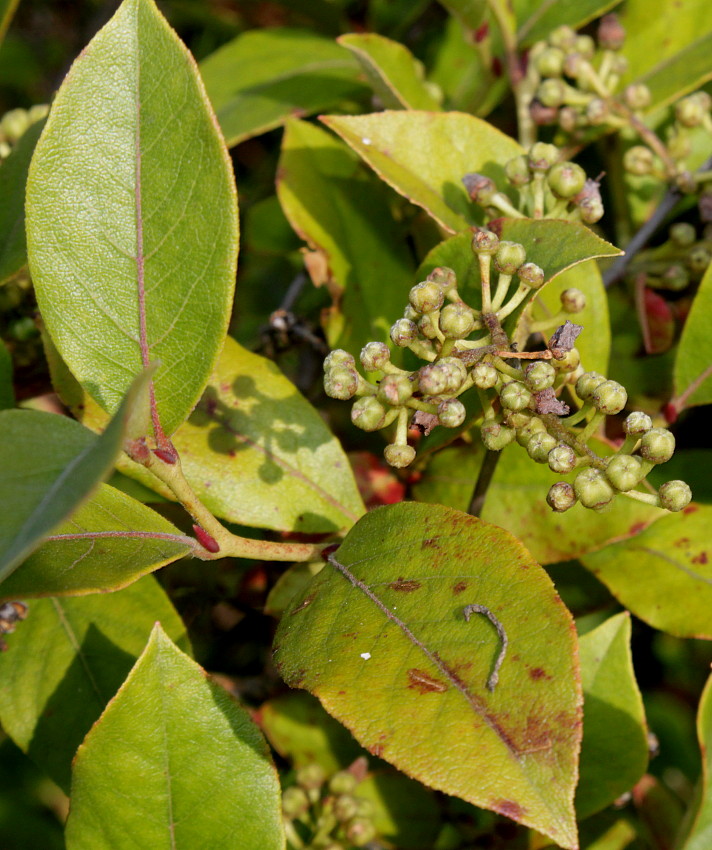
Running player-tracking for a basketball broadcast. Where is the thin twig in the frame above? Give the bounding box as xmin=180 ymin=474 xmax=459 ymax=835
xmin=468 ymin=449 xmax=501 ymax=517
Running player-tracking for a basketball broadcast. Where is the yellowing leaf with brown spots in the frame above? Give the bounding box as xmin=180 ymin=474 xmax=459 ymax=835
xmin=274 ymin=502 xmax=582 ymax=848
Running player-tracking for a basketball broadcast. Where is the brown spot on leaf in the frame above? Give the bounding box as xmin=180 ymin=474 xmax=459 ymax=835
xmin=675 ymin=537 xmax=691 ymax=548
xmin=291 ymin=594 xmax=315 ymax=614
xmin=529 ymin=667 xmax=551 ymax=681
xmin=693 ymin=552 xmax=709 ymax=565
xmin=389 ymin=578 xmax=422 ymax=592
xmin=684 ymin=504 xmax=699 ymax=514
xmin=452 ymin=581 xmax=468 ymax=595
xmin=368 ymin=743 xmax=385 ymax=757
xmin=490 ymin=799 xmax=525 ymax=820
xmin=629 ymin=522 xmax=647 ymax=536
xmin=407 ymin=668 xmax=448 ymax=694
xmin=421 ymin=538 xmax=440 ymax=549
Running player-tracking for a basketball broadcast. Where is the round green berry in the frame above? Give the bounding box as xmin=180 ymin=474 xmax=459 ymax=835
xmin=535 ymin=46 xmax=566 ymax=77
xmin=661 ymin=264 xmax=690 ymax=291
xmin=504 ymin=410 xmax=532 ymax=430
xmin=418 ymin=313 xmax=440 ymax=339
xmin=558 ymin=106 xmax=579 ymax=132
xmin=640 ymin=428 xmax=675 ymax=463
xmin=548 ymin=162 xmax=586 ymax=199
xmin=378 ymin=374 xmax=414 ymax=406
xmin=0 ymin=108 xmax=29 ymax=142
xmin=553 ymin=347 xmax=581 ymax=373
xmin=438 ymin=398 xmax=466 ymax=428
xmin=351 ymin=397 xmax=387 ymax=431
xmin=324 ymin=366 xmax=359 ymax=400
xmin=578 ymin=195 xmax=604 ymax=224
xmin=494 ymin=241 xmax=527 ymax=275
xmin=462 ymin=173 xmax=497 ymax=205
xmin=537 ymin=78 xmax=566 ymax=108
xmin=576 ymin=371 xmax=607 ymax=400
xmin=440 ymin=356 xmax=468 ymax=388
xmin=282 ymin=786 xmax=310 ymax=817
xmin=360 ymin=341 xmax=390 ymax=372
xmin=334 ymin=794 xmax=359 ymax=823
xmin=606 ymin=454 xmax=645 ymax=491
xmin=390 ymin=318 xmax=418 ymax=346
xmin=547 ymin=481 xmax=577 ymax=512
xmin=659 ymin=480 xmax=692 ymax=511
xmin=505 ymin=155 xmax=531 ymax=187
xmin=472 ymin=229 xmax=500 ymax=255
xmin=500 ymin=381 xmax=533 ymax=411
xmin=528 ymin=143 xmax=561 ymax=172
xmin=623 ymin=146 xmax=655 ymax=176
xmin=675 ymin=93 xmax=710 ymax=127
xmin=345 ymin=817 xmax=377 ymax=847
xmin=324 ymin=349 xmax=355 ymax=370
xmin=574 ymin=468 xmax=615 ymax=509
xmin=296 ymin=763 xmax=326 ymax=791
xmin=525 ymin=360 xmax=556 ymax=391
xmin=409 ymin=280 xmax=444 ymax=313
xmin=472 ymin=362 xmax=498 ymax=389
xmin=527 ymin=431 xmax=558 ymax=462
xmin=481 ymin=421 xmax=515 ymax=450
xmin=418 ymin=362 xmax=451 ymax=396
xmin=516 ymin=416 xmax=545 ymax=447
xmin=687 ymin=245 xmax=711 ymax=275
xmin=575 ymin=34 xmax=596 ymax=58
xmin=548 ymin=444 xmax=577 ymax=473
xmin=591 ymin=379 xmax=627 ymax=414
xmin=560 ymin=288 xmax=586 ymax=313
xmin=329 ymin=771 xmax=358 ymax=795
xmin=623 ymin=410 xmax=653 ymax=435
xmin=403 ymin=304 xmax=420 ymax=321
xmin=439 ymin=303 xmax=476 ymax=339
xmin=384 ymin=443 xmax=416 ymax=468
xmin=518 ymin=262 xmax=545 ymax=289
xmin=669 ymin=222 xmax=696 ymax=248
xmin=623 ymin=83 xmax=651 ymax=111
xmin=427 ymin=266 xmax=457 ymax=291
xmin=549 ymin=25 xmax=577 ymax=50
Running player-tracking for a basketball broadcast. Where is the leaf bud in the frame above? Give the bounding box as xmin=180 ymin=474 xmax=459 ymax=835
xmin=547 ymin=161 xmax=587 ymax=199
xmin=640 ymin=427 xmax=675 ymax=463
xmin=553 ymin=347 xmax=581 ymax=372
xmin=324 ymin=366 xmax=359 ymax=400
xmin=518 ymin=262 xmax=545 ymax=288
xmin=472 ymin=362 xmax=498 ymax=389
xmin=324 ymin=349 xmax=355 ymax=370
xmin=494 ymin=241 xmax=527 ymax=275
xmin=462 ymin=172 xmax=498 ymax=205
xmin=427 ymin=266 xmax=457 ymax=291
xmin=282 ymin=786 xmax=310 ymax=818
xmin=535 ymin=46 xmax=566 ymax=77
xmin=439 ymin=303 xmax=476 ymax=339
xmin=524 ymin=360 xmax=556 ymax=391
xmin=438 ymin=398 xmax=466 ymax=428
xmin=334 ymin=794 xmax=360 ymax=823
xmin=549 ymin=25 xmax=577 ymax=51
xmin=623 ymin=410 xmax=652 ymax=435
xmin=548 ymin=444 xmax=577 ymax=473
xmin=500 ymin=381 xmax=533 ymax=411
xmin=527 ymin=431 xmax=558 ymax=462
xmin=528 ymin=142 xmax=560 ymax=172
xmin=576 ymin=371 xmax=607 ymax=400
xmin=390 ymin=318 xmax=418 ymax=346
xmin=606 ymin=454 xmax=645 ymax=491
xmin=377 ymin=374 xmax=414 ymax=406
xmin=472 ymin=229 xmax=500 ymax=255
xmin=516 ymin=416 xmax=545 ymax=447
xmin=537 ymin=78 xmax=567 ymax=108
xmin=409 ymin=280 xmax=444 ymax=313
xmin=686 ymin=245 xmax=712 ymax=275
xmin=591 ymin=379 xmax=627 ymax=414
xmin=384 ymin=443 xmax=416 ymax=468
xmin=669 ymin=222 xmax=696 ymax=248
xmin=360 ymin=341 xmax=390 ymax=372
xmin=586 ymin=98 xmax=610 ymax=126
xmin=623 ymin=83 xmax=652 ymax=111
xmin=504 ymin=155 xmax=532 ymax=187
xmin=547 ymin=481 xmax=577 ymax=512
xmin=658 ymin=480 xmax=692 ymax=511
xmin=597 ymin=14 xmax=625 ymax=50
xmin=481 ymin=420 xmax=515 ymax=450
xmin=574 ymin=467 xmax=615 ymax=509
xmin=345 ymin=816 xmax=377 ymax=847
xmin=559 ymin=287 xmax=586 ymax=313
xmin=675 ymin=92 xmax=711 ymax=127
xmin=329 ymin=771 xmax=359 ymax=795
xmin=418 ymin=313 xmax=440 ymax=339
xmin=296 ymin=763 xmax=326 ymax=791
xmin=575 ymin=35 xmax=596 ymax=58
xmin=351 ymin=396 xmax=387 ymax=431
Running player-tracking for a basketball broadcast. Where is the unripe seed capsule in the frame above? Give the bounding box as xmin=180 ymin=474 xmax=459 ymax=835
xmin=500 ymin=381 xmax=533 ymax=411
xmin=390 ymin=318 xmax=418 ymax=346
xmin=438 ymin=398 xmax=466 ymax=428
xmin=345 ymin=817 xmax=377 ymax=847
xmin=591 ymin=379 xmax=627 ymax=414
xmin=640 ymin=427 xmax=675 ymax=463
xmin=462 ymin=173 xmax=498 ymax=205
xmin=351 ymin=396 xmax=387 ymax=431
xmin=606 ymin=454 xmax=645 ymax=491
xmin=687 ymin=245 xmax=712 ymax=275
xmin=516 ymin=416 xmax=546 ymax=447
xmin=578 ymin=196 xmax=604 ymax=224
xmin=418 ymin=363 xmax=451 ymax=396
xmin=525 ymin=360 xmax=556 ymax=391
xmin=377 ymin=374 xmax=413 ymax=406
xmin=527 ymin=431 xmax=558 ymax=462
xmin=324 ymin=366 xmax=359 ymax=400
xmin=560 ymin=288 xmax=586 ymax=313
xmin=623 ymin=84 xmax=651 ymax=111
xmin=282 ymin=786 xmax=310 ymax=817
xmin=503 ymin=410 xmax=532 ymax=430
xmin=669 ymin=222 xmax=696 ymax=248
xmin=548 ymin=162 xmax=586 ymax=199
xmin=549 ymin=25 xmax=577 ymax=50
xmin=0 ymin=108 xmax=29 ymax=142
xmin=598 ymin=13 xmax=625 ymax=50
xmin=334 ymin=794 xmax=359 ymax=823
xmin=494 ymin=241 xmax=527 ymax=275
xmin=575 ymin=35 xmax=596 ymax=58
xmin=427 ymin=266 xmax=457 ymax=290
xmin=535 ymin=46 xmax=566 ymax=77
xmin=410 ymin=281 xmax=444 ymax=313
xmin=324 ymin=349 xmax=355 ymax=370
xmin=505 ymin=155 xmax=532 ymax=187
xmin=623 ymin=146 xmax=655 ymax=176
xmin=574 ymin=468 xmax=615 ymax=509
xmin=518 ymin=262 xmax=545 ymax=288
xmin=675 ymin=94 xmax=709 ymax=128
xmin=481 ymin=421 xmax=515 ymax=450
xmin=472 ymin=229 xmax=500 ymax=255
xmin=384 ymin=443 xmax=416 ymax=468
xmin=296 ymin=763 xmax=326 ymax=791
xmin=537 ymin=79 xmax=566 ymax=108
xmin=329 ymin=771 xmax=358 ymax=795
xmin=438 ymin=356 xmax=468 ymax=390
xmin=472 ymin=362 xmax=498 ymax=389
xmin=548 ymin=444 xmax=577 ymax=473
xmin=623 ymin=410 xmax=653 ymax=435
xmin=576 ymin=371 xmax=607 ymax=400
xmin=439 ymin=303 xmax=476 ymax=339
xmin=547 ymin=481 xmax=577 ymax=512
xmin=553 ymin=347 xmax=581 ymax=372
xmin=661 ymin=264 xmax=690 ymax=291
xmin=528 ymin=142 xmax=560 ymax=172
xmin=360 ymin=341 xmax=390 ymax=371
xmin=418 ymin=313 xmax=440 ymax=339
xmin=558 ymin=106 xmax=579 ymax=132
xmin=658 ymin=480 xmax=692 ymax=511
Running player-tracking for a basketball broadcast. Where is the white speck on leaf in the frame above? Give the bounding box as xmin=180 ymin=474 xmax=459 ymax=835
xmin=362 ymin=137 xmax=372 ymax=145
xmin=360 ymin=652 xmax=371 ymax=660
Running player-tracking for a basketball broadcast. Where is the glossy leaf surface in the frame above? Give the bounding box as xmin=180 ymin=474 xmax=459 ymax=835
xmin=0 ymin=369 xmax=152 ymax=585
xmin=275 ymin=502 xmax=582 ymax=848
xmin=581 ymin=504 xmax=712 ymax=638
xmin=321 ymin=111 xmax=523 ymax=232
xmin=277 ymin=118 xmax=414 ymax=357
xmin=0 ymin=119 xmax=42 ymax=284
xmin=200 ymin=28 xmax=367 ymax=147
xmin=637 ymin=32 xmax=712 ymax=107
xmin=679 ymin=672 xmax=712 ymax=850
xmin=338 ymin=33 xmax=441 ymax=110
xmin=0 ymin=482 xmax=191 ymax=600
xmin=516 ymin=0 xmax=622 ymax=45
xmin=576 ymin=613 xmax=648 ymax=819
xmin=674 ymin=259 xmax=712 ymax=409
xmin=26 ymin=0 xmax=238 ymax=437
xmin=65 ymin=624 xmax=284 ymax=850
xmin=0 ymin=576 xmax=189 ymax=792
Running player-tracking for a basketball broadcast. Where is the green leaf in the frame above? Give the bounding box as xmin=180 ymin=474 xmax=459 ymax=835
xmin=0 ymin=0 xmax=20 ymax=45
xmin=65 ymin=624 xmax=284 ymax=850
xmin=673 ymin=259 xmax=712 ymax=409
xmin=338 ymin=33 xmax=441 ymax=110
xmin=275 ymin=502 xmax=582 ymax=848
xmin=678 ymin=672 xmax=712 ymax=850
xmin=0 ymin=481 xmax=191 ymax=600
xmin=48 ymin=334 xmax=365 ymax=534
xmin=436 ymin=0 xmax=487 ymax=30
xmin=264 ymin=561 xmax=325 ymax=618
xmin=636 ymin=33 xmax=712 ymax=108
xmin=26 ymin=0 xmax=238 ymax=438
xmin=581 ymin=504 xmax=712 ymax=638
xmin=516 ymin=0 xmax=622 ymax=46
xmin=0 ymin=369 xmax=153 ymax=585
xmin=412 ymin=443 xmax=664 ymax=565
xmin=200 ymin=28 xmax=368 ymax=147
xmin=0 ymin=119 xmax=42 ymax=285
xmin=0 ymin=338 xmax=13 ymax=410
xmin=576 ymin=613 xmax=648 ymax=819
xmin=321 ymin=111 xmax=523 ymax=233
xmin=0 ymin=576 xmax=189 ymax=792
xmin=277 ymin=118 xmax=414 ymax=357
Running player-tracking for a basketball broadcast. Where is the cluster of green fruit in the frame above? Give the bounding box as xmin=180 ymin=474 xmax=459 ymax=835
xmin=323 ymin=231 xmax=692 ymax=514
xmin=463 ymin=142 xmax=602 ymax=222
xmin=629 ymin=221 xmax=712 ymax=292
xmin=0 ymin=104 xmax=48 ymax=158
xmin=281 ymin=763 xmax=378 ymax=849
